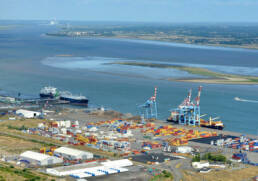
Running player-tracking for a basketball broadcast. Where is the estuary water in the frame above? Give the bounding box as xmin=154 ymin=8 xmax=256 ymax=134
xmin=0 ymin=21 xmax=258 ymax=135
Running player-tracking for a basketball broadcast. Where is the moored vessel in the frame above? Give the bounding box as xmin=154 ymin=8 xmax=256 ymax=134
xmin=167 ymin=86 xmax=224 ymax=130
xmin=39 ymin=86 xmax=59 ymax=99
xmin=59 ymin=91 xmax=88 ymax=106
xmin=200 ymin=117 xmax=224 ymax=130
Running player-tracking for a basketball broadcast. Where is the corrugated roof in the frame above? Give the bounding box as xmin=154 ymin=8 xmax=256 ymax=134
xmin=16 ymin=109 xmax=40 ymax=114
xmin=54 ymin=147 xmax=92 ymax=157
xmin=20 ymin=151 xmax=51 ymax=161
xmin=101 ymin=159 xmax=133 ymax=167
xmin=48 ymin=166 xmax=128 ymax=177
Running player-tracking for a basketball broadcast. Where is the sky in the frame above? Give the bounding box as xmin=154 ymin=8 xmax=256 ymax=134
xmin=0 ymin=0 xmax=258 ymax=22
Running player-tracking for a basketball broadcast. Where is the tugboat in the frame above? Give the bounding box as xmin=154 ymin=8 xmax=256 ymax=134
xmin=59 ymin=91 xmax=88 ymax=106
xmin=39 ymin=86 xmax=59 ymax=99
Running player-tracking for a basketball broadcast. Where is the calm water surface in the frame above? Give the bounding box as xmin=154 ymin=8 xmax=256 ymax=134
xmin=0 ymin=22 xmax=258 ymax=135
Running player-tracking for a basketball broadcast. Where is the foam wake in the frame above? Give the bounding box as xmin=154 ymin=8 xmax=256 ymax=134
xmin=234 ymin=97 xmax=258 ymax=103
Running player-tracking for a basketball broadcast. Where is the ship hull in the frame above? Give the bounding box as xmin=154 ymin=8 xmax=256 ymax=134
xmin=39 ymin=93 xmax=54 ymax=99
xmin=200 ymin=125 xmax=224 ymax=130
xmin=167 ymin=118 xmax=224 ymax=130
xmin=60 ymin=97 xmax=88 ymax=106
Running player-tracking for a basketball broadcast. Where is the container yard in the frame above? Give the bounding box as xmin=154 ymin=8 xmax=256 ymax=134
xmin=23 ymin=117 xmax=225 ymax=159
xmin=191 ymin=135 xmax=258 ymax=153
xmin=0 ymin=86 xmax=257 ymax=181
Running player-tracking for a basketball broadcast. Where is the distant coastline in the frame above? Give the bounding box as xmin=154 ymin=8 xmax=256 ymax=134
xmin=46 ymin=23 xmax=258 ymax=51
xmin=46 ymin=33 xmax=258 ymax=51
xmin=108 ymin=36 xmax=258 ymax=51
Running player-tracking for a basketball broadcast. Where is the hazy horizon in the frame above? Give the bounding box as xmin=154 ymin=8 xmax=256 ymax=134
xmin=1 ymin=0 xmax=258 ymax=23
xmin=1 ymin=19 xmax=258 ymax=25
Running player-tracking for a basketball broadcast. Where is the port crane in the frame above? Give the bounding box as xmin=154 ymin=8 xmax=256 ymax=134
xmin=138 ymin=87 xmax=158 ymax=120
xmin=168 ymin=86 xmax=202 ymax=126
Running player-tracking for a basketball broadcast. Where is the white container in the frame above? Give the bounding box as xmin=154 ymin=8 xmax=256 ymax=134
xmin=74 ymin=120 xmax=79 ymax=126
xmin=61 ymin=128 xmax=67 ymax=134
xmin=75 ymin=129 xmax=82 ymax=134
xmin=38 ymin=123 xmax=44 ymax=129
xmin=60 ymin=121 xmax=66 ymax=127
xmin=65 ymin=120 xmax=71 ymax=128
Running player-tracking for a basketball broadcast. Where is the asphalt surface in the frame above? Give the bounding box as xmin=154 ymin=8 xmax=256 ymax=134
xmin=190 ymin=135 xmax=238 ymax=144
xmin=129 ymin=153 xmax=179 ymax=164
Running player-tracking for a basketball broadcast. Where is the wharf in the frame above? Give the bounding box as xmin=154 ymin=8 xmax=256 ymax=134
xmin=190 ymin=135 xmax=238 ymax=144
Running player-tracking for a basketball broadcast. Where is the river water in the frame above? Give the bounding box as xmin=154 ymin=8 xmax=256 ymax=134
xmin=0 ymin=21 xmax=258 ymax=135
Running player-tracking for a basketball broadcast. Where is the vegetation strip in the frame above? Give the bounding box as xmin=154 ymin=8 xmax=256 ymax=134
xmin=111 ymin=62 xmax=258 ymax=84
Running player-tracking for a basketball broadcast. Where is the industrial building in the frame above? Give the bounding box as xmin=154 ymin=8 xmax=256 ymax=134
xmin=46 ymin=159 xmax=133 ymax=178
xmin=19 ymin=151 xmax=63 ymax=166
xmin=176 ymin=146 xmax=193 ymax=154
xmin=192 ymin=161 xmax=209 ymax=169
xmin=16 ymin=109 xmax=41 ymax=118
xmin=54 ymin=147 xmax=93 ymax=160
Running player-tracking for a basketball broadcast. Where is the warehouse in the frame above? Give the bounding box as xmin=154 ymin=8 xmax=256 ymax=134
xmin=192 ymin=161 xmax=210 ymax=169
xmin=101 ymin=159 xmax=133 ymax=167
xmin=20 ymin=151 xmax=63 ymax=166
xmin=54 ymin=147 xmax=93 ymax=160
xmin=46 ymin=159 xmax=133 ymax=178
xmin=176 ymin=146 xmax=193 ymax=154
xmin=16 ymin=109 xmax=41 ymax=118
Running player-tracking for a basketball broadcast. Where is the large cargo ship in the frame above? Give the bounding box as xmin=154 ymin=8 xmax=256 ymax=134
xmin=39 ymin=86 xmax=59 ymax=99
xmin=167 ymin=116 xmax=224 ymax=130
xmin=39 ymin=87 xmax=89 ymax=106
xmin=200 ymin=117 xmax=224 ymax=130
xmin=167 ymin=86 xmax=224 ymax=130
xmin=59 ymin=91 xmax=88 ymax=106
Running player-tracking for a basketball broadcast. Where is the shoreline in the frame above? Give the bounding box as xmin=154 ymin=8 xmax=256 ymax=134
xmin=41 ymin=107 xmax=258 ymax=138
xmin=42 ymin=107 xmax=258 ymax=139
xmin=45 ymin=33 xmax=258 ymax=51
xmin=111 ymin=62 xmax=258 ymax=85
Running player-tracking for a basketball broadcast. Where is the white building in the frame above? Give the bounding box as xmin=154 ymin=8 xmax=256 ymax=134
xmin=46 ymin=159 xmax=133 ymax=178
xmin=54 ymin=147 xmax=93 ymax=160
xmin=16 ymin=109 xmax=41 ymax=118
xmin=101 ymin=159 xmax=133 ymax=167
xmin=192 ymin=161 xmax=210 ymax=169
xmin=176 ymin=146 xmax=193 ymax=154
xmin=20 ymin=151 xmax=63 ymax=166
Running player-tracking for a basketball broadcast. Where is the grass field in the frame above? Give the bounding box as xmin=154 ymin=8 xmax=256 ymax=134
xmin=112 ymin=62 xmax=258 ymax=84
xmin=183 ymin=166 xmax=258 ymax=181
xmin=0 ymin=163 xmax=57 ymax=181
xmin=0 ymin=118 xmax=116 ymax=157
xmin=0 ymin=135 xmax=43 ymax=154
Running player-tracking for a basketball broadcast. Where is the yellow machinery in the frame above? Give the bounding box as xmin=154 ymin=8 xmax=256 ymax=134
xmin=76 ymin=134 xmax=90 ymax=144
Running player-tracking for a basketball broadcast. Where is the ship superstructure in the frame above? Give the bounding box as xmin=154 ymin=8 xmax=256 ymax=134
xmin=167 ymin=86 xmax=224 ymax=130
xmin=39 ymin=87 xmax=88 ymax=106
xmin=59 ymin=91 xmax=88 ymax=106
xmin=39 ymin=86 xmax=59 ymax=99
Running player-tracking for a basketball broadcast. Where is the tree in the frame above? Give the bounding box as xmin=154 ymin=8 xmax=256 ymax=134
xmin=192 ymin=153 xmax=201 ymax=162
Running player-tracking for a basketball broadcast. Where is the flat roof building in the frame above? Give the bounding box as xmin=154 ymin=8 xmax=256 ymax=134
xmin=54 ymin=147 xmax=93 ymax=160
xmin=46 ymin=159 xmax=133 ymax=178
xmin=16 ymin=109 xmax=41 ymax=118
xmin=20 ymin=151 xmax=63 ymax=166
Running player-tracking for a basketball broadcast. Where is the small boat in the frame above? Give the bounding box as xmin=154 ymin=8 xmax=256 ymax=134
xmin=234 ymin=97 xmax=241 ymax=101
